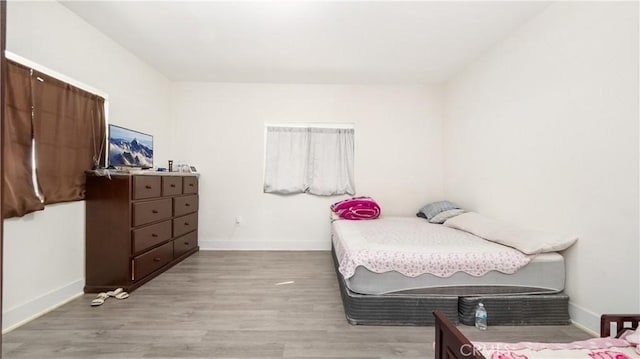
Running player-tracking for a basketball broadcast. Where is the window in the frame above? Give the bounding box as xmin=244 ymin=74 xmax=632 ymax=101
xmin=3 ymin=57 xmax=106 ymax=218
xmin=263 ymin=124 xmax=355 ymax=196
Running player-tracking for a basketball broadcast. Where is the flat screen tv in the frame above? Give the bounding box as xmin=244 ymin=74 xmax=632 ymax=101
xmin=108 ymin=124 xmax=153 ymax=169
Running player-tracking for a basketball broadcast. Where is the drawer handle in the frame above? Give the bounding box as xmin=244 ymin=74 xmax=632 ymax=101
xmin=185 ymin=203 xmax=191 ymax=207
xmin=151 ymin=233 xmax=158 ymax=238
xmin=153 ymin=257 xmax=161 ymax=262
xmin=184 ymin=222 xmax=189 ymax=226
xmin=152 ymin=210 xmax=159 ymax=214
xmin=189 ymin=184 xmax=194 ymax=187
xmin=184 ymin=242 xmax=190 ymax=245
xmin=170 ymin=184 xmax=176 ymax=188
xmin=145 ymin=185 xmax=152 ymax=189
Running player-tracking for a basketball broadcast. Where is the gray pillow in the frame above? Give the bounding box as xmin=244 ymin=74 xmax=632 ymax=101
xmin=417 ymin=201 xmax=460 ymax=220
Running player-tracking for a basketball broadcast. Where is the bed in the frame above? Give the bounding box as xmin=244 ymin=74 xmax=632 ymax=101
xmin=333 ymin=217 xmax=565 ymax=296
xmin=434 ymin=310 xmax=640 ymax=359
xmin=331 ymin=217 xmax=571 ymax=326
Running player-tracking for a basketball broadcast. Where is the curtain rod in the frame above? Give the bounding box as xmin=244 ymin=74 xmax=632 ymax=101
xmin=5 ymin=50 xmax=109 ymax=99
xmin=265 ymin=123 xmax=354 ymax=129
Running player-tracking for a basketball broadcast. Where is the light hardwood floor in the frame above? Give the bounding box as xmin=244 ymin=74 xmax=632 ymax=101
xmin=3 ymin=251 xmax=591 ymax=358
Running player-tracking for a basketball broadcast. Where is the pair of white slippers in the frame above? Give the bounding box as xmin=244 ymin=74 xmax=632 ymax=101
xmin=91 ymin=288 xmax=130 ymax=306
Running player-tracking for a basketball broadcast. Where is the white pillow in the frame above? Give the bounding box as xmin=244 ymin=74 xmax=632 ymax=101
xmin=443 ymin=212 xmax=578 ymax=255
xmin=429 ymin=208 xmax=465 ymax=224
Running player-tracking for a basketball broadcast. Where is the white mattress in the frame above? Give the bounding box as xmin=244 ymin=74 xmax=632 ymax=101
xmin=345 ymin=252 xmax=564 ymax=295
xmin=332 ymin=217 xmax=565 ymax=296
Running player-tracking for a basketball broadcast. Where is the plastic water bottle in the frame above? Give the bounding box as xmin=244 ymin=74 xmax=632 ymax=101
xmin=475 ymin=302 xmax=488 ymax=330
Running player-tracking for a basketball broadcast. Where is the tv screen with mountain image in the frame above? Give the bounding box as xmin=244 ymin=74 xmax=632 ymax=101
xmin=108 ymin=124 xmax=153 ymax=168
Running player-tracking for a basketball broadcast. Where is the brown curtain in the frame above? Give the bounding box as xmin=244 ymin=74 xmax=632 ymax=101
xmin=32 ymin=70 xmax=105 ymax=204
xmin=3 ymin=60 xmax=44 ymax=218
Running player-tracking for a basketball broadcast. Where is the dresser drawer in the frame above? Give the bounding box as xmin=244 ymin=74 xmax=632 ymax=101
xmin=173 ymin=195 xmax=198 ymax=217
xmin=173 ymin=213 xmax=198 ymax=237
xmin=173 ymin=231 xmax=198 ymax=258
xmin=162 ymin=176 xmax=182 ymax=196
xmin=133 ymin=176 xmax=161 ymax=199
xmin=132 ymin=220 xmax=172 ymax=254
xmin=132 ymin=242 xmax=173 ymax=281
xmin=132 ymin=198 xmax=172 ymax=227
xmin=183 ymin=176 xmax=198 ymax=194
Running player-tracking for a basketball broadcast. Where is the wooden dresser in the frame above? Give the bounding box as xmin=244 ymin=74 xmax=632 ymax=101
xmin=84 ymin=172 xmax=199 ymax=293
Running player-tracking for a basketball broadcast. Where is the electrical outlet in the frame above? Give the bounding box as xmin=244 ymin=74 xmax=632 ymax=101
xmin=235 ymin=216 xmax=242 ymax=224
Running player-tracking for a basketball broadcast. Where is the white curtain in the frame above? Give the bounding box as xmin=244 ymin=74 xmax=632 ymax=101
xmin=264 ymin=126 xmax=355 ymax=196
xmin=264 ymin=127 xmax=309 ymax=194
xmin=307 ymin=127 xmax=354 ymax=195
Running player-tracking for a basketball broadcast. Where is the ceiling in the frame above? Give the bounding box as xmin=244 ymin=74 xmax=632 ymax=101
xmin=61 ymin=1 xmax=550 ymax=84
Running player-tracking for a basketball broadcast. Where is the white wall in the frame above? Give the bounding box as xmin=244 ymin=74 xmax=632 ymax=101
xmin=443 ymin=2 xmax=639 ymax=332
xmin=3 ymin=1 xmax=172 ymax=330
xmin=170 ymin=83 xmax=444 ymax=250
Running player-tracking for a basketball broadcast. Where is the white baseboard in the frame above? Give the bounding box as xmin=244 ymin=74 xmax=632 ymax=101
xmin=569 ymin=301 xmax=599 ymax=336
xmin=199 ymin=239 xmax=330 ymax=251
xmin=2 ymin=279 xmax=84 ymax=333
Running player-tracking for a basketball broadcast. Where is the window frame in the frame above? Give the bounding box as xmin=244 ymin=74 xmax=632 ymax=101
xmin=263 ymin=122 xmax=355 ymax=196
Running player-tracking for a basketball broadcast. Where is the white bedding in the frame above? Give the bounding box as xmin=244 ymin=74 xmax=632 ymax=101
xmin=332 ymin=217 xmax=532 ymax=280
